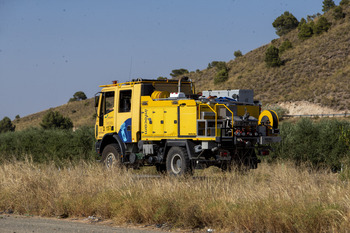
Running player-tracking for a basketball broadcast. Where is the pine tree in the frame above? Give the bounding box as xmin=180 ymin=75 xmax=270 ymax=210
xmin=298 ymin=23 xmax=314 ymax=40
xmin=314 ymin=16 xmax=331 ymax=35
xmin=322 ymin=0 xmax=336 ymax=12
xmin=272 ymin=11 xmax=299 ymax=36
xmin=265 ymin=45 xmax=282 ymax=67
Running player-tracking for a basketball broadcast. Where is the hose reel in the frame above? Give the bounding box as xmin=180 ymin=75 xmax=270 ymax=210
xmin=258 ymin=110 xmax=279 ymax=129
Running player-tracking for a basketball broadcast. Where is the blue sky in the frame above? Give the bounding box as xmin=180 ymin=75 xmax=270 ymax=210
xmin=0 ymin=0 xmax=339 ymax=120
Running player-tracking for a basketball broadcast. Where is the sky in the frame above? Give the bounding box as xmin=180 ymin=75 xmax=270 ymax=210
xmin=0 ymin=0 xmax=340 ymax=120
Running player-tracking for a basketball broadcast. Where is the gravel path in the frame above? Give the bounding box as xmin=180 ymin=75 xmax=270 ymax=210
xmin=0 ymin=214 xmax=170 ymax=233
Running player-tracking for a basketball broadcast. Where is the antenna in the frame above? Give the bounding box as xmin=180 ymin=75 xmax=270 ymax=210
xmin=128 ymin=57 xmax=133 ymax=82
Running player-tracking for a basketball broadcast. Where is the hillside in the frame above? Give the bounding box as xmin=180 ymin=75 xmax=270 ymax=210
xmin=187 ymin=4 xmax=350 ymax=112
xmin=14 ymin=98 xmax=96 ymax=131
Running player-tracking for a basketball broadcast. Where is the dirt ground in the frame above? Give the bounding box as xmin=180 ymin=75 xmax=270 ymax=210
xmin=277 ymin=101 xmax=348 ymax=115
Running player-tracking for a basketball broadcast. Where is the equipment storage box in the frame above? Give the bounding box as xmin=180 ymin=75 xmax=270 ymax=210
xmin=202 ymin=89 xmax=254 ymax=104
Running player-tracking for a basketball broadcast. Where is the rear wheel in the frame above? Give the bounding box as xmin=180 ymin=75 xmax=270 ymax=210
xmin=101 ymin=144 xmax=121 ymax=168
xmin=166 ymin=147 xmax=192 ymax=176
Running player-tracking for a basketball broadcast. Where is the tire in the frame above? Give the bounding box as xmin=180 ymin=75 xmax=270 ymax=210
xmin=166 ymin=147 xmax=192 ymax=176
xmin=101 ymin=143 xmax=121 ymax=168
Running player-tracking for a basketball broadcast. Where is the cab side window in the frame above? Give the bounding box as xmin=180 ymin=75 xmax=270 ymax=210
xmin=100 ymin=91 xmax=115 ymax=115
xmin=119 ymin=90 xmax=132 ymax=112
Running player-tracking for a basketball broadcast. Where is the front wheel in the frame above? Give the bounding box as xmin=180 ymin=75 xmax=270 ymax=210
xmin=166 ymin=147 xmax=192 ymax=176
xmin=101 ymin=144 xmax=121 ymax=168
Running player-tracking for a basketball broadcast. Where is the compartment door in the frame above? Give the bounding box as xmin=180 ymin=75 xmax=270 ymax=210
xmin=179 ymin=105 xmax=197 ymax=137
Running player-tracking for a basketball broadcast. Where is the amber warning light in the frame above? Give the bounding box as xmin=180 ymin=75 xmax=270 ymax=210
xmin=112 ymin=80 xmax=118 ymax=84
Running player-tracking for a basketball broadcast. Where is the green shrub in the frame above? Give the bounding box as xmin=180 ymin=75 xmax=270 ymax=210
xmin=212 ymin=62 xmax=229 ymax=84
xmin=298 ymin=23 xmax=314 ymax=40
xmin=279 ymin=40 xmax=293 ymax=54
xmin=272 ymin=11 xmax=299 ymax=36
xmin=314 ymin=16 xmax=331 ymax=35
xmin=333 ymin=6 xmax=345 ymax=20
xmin=40 ymin=111 xmax=73 ymax=130
xmin=272 ymin=118 xmax=350 ymax=170
xmin=214 ymin=68 xmax=229 ymax=84
xmin=0 ymin=127 xmax=96 ymax=165
xmin=0 ymin=117 xmax=15 ymax=133
xmin=265 ymin=45 xmax=282 ymax=67
xmin=298 ymin=18 xmax=307 ymax=30
xmin=234 ymin=50 xmax=243 ymax=58
xmin=322 ymin=0 xmax=336 ymax=13
xmin=209 ymin=61 xmax=227 ymax=71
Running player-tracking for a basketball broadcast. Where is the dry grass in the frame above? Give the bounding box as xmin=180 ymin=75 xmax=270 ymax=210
xmin=1 ymin=160 xmax=349 ymax=232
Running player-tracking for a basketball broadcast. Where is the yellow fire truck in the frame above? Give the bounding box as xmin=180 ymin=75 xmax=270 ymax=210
xmin=95 ymin=77 xmax=280 ymax=175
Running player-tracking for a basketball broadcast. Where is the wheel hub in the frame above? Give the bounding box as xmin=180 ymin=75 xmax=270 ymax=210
xmin=171 ymin=154 xmax=182 ymax=174
xmin=106 ymin=153 xmax=116 ymax=168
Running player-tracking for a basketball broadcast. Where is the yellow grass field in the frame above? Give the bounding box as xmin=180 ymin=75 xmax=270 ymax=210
xmin=0 ymin=160 xmax=349 ymax=232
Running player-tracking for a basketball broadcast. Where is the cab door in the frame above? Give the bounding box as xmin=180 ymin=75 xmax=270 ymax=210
xmin=96 ymin=91 xmax=115 ymax=140
xmin=116 ymin=89 xmax=133 ymax=143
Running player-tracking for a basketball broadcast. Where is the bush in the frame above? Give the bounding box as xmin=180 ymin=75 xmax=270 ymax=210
xmin=272 ymin=118 xmax=350 ymax=170
xmin=234 ymin=50 xmax=243 ymax=58
xmin=0 ymin=117 xmax=15 ymax=133
xmin=272 ymin=11 xmax=299 ymax=36
xmin=333 ymin=6 xmax=345 ymax=20
xmin=214 ymin=68 xmax=229 ymax=84
xmin=298 ymin=18 xmax=307 ymax=30
xmin=69 ymin=91 xmax=87 ymax=102
xmin=322 ymin=0 xmax=336 ymax=13
xmin=314 ymin=16 xmax=331 ymax=35
xmin=279 ymin=40 xmax=293 ymax=54
xmin=208 ymin=61 xmax=227 ymax=71
xmin=211 ymin=62 xmax=229 ymax=84
xmin=298 ymin=23 xmax=314 ymax=40
xmin=170 ymin=69 xmax=189 ymax=77
xmin=40 ymin=111 xmax=73 ymax=130
xmin=0 ymin=127 xmax=96 ymax=165
xmin=264 ymin=45 xmax=282 ymax=67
